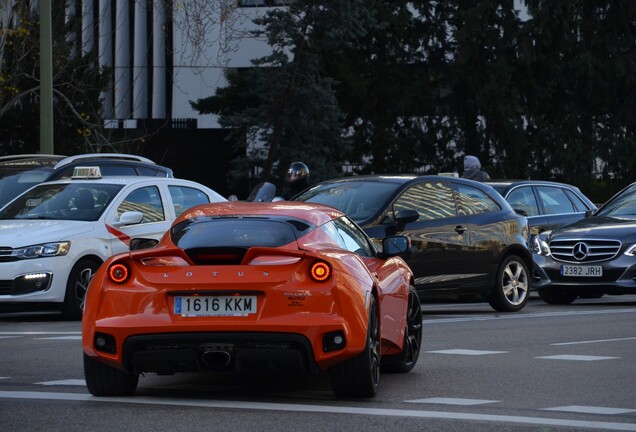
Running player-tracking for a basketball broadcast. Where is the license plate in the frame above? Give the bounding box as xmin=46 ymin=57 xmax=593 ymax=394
xmin=560 ymin=265 xmax=603 ymax=277
xmin=174 ymin=295 xmax=257 ymax=317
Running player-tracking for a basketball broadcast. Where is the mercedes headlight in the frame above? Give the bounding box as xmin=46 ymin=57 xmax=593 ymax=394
xmin=11 ymin=241 xmax=71 ymax=259
xmin=625 ymin=244 xmax=636 ymax=257
xmin=532 ymin=236 xmax=551 ymax=256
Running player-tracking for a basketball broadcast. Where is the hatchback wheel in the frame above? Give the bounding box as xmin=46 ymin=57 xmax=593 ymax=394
xmin=61 ymin=258 xmax=101 ymax=320
xmin=488 ymin=255 xmax=529 ymax=312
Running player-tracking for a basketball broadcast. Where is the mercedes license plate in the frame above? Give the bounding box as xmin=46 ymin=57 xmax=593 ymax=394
xmin=174 ymin=295 xmax=257 ymax=317
xmin=560 ymin=265 xmax=603 ymax=277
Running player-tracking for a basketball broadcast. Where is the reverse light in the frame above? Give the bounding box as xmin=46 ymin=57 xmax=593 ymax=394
xmin=323 ymin=331 xmax=346 ymax=352
xmin=310 ymin=261 xmax=331 ymax=282
xmin=108 ymin=263 xmax=130 ymax=283
xmin=94 ymin=332 xmax=116 ymax=354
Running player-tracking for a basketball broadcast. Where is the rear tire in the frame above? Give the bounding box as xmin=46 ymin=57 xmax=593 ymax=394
xmin=61 ymin=258 xmax=101 ymax=320
xmin=329 ymin=297 xmax=380 ymax=398
xmin=488 ymin=255 xmax=530 ymax=312
xmin=538 ymin=289 xmax=578 ymax=305
xmin=382 ymin=286 xmax=422 ymax=373
xmin=84 ymin=354 xmax=138 ymax=396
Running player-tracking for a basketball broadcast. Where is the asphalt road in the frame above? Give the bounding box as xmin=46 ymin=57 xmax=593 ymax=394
xmin=1 ymin=295 xmax=635 ymax=431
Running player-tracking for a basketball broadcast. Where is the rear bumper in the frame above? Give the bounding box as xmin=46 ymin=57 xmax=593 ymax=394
xmin=122 ymin=332 xmax=318 ymax=375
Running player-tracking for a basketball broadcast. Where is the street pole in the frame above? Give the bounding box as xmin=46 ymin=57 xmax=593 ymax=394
xmin=40 ymin=0 xmax=54 ymax=154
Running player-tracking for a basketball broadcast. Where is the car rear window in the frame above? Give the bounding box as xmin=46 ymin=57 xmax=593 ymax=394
xmin=170 ymin=217 xmax=303 ymax=249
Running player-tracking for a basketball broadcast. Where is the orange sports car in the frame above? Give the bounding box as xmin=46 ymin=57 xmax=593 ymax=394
xmin=82 ymin=201 xmax=422 ymax=398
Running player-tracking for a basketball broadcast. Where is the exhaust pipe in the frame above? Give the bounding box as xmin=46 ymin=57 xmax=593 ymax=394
xmin=201 ymin=350 xmax=232 ymax=368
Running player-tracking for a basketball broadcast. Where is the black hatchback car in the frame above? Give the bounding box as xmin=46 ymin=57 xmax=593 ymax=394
xmin=0 ymin=153 xmax=173 ymax=208
xmin=486 ymin=180 xmax=597 ymax=236
xmin=294 ymin=175 xmax=533 ymax=312
xmin=532 ymin=181 xmax=636 ymax=304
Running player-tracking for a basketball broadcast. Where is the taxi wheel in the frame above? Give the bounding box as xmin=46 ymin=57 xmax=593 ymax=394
xmin=84 ymin=354 xmax=138 ymax=396
xmin=538 ymin=289 xmax=578 ymax=305
xmin=61 ymin=258 xmax=101 ymax=320
xmin=329 ymin=296 xmax=380 ymax=398
xmin=488 ymin=255 xmax=530 ymax=312
xmin=382 ymin=286 xmax=422 ymax=373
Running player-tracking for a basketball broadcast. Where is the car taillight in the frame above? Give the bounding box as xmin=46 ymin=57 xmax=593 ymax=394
xmin=310 ymin=261 xmax=331 ymax=282
xmin=108 ymin=263 xmax=130 ymax=283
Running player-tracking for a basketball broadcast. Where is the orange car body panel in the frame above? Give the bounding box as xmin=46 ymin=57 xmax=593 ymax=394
xmin=83 ymin=202 xmax=413 ymax=373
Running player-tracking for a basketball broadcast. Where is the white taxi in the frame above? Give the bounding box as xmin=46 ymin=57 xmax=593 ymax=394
xmin=0 ymin=167 xmax=226 ymax=319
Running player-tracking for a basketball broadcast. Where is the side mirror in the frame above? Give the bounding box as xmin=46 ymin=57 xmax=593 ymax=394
xmin=395 ymin=209 xmax=419 ymax=226
xmin=112 ymin=210 xmax=144 ymax=227
xmin=381 ymin=235 xmax=410 ymax=258
xmin=514 ymin=208 xmax=528 ymax=217
xmin=130 ymin=238 xmax=159 ymax=251
xmin=584 ymin=209 xmax=595 ymax=218
xmin=384 ymin=209 xmax=419 ymax=236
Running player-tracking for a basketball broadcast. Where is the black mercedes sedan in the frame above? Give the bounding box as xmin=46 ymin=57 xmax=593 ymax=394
xmin=486 ymin=180 xmax=597 ymax=236
xmin=532 ymin=181 xmax=636 ymax=304
xmin=294 ymin=175 xmax=533 ymax=312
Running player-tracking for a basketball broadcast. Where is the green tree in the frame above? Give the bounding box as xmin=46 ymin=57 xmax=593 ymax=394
xmin=523 ymin=0 xmax=636 ymax=196
xmin=439 ymin=1 xmax=527 ymax=178
xmin=0 ymin=1 xmax=107 ymax=156
xmin=193 ymin=1 xmax=368 ymax=194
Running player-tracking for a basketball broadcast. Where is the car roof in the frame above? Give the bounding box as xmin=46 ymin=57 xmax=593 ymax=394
xmin=0 ymin=153 xmax=164 ymax=170
xmin=486 ymin=179 xmax=581 ymax=189
xmin=34 ymin=175 xmax=208 ymax=190
xmin=177 ymin=201 xmax=344 ymax=227
xmin=312 ymin=174 xmax=506 ymax=194
xmin=53 ymin=153 xmax=157 ymax=169
xmin=0 ymin=154 xmax=65 ymax=167
xmin=313 ymin=174 xmax=501 ymax=185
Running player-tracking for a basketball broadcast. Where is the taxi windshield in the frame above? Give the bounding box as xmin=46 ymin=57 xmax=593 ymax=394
xmin=0 ymin=183 xmax=123 ymax=222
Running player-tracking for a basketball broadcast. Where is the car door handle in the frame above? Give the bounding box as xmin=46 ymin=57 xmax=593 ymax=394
xmin=455 ymin=225 xmax=466 ymax=234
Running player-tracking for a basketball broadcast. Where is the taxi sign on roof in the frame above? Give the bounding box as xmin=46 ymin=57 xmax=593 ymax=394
xmin=72 ymin=166 xmax=102 ymax=179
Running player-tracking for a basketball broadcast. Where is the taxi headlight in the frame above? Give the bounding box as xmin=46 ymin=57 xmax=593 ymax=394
xmin=532 ymin=236 xmax=551 ymax=256
xmin=12 ymin=241 xmax=71 ymax=259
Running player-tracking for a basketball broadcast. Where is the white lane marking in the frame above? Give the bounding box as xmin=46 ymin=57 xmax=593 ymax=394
xmin=424 ymin=308 xmax=636 ymax=324
xmin=1 ymin=391 xmax=636 ymax=431
xmin=36 ymin=380 xmax=86 ymax=386
xmin=552 ymin=336 xmax=636 ymax=346
xmin=544 ymin=406 xmax=636 ymax=415
xmin=35 ymin=336 xmax=82 ymax=340
xmin=0 ymin=332 xmax=80 ymax=335
xmin=406 ymin=398 xmax=498 ymax=406
xmin=428 ymin=349 xmax=508 ymax=356
xmin=0 ymin=377 xmax=8 ymax=380
xmin=0 ymin=336 xmax=21 ymax=339
xmin=536 ymin=355 xmax=619 ymax=361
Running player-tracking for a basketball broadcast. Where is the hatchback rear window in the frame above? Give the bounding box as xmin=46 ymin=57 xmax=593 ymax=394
xmin=171 ymin=217 xmax=302 ymax=249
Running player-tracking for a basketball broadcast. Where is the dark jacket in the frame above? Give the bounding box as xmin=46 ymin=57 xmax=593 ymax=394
xmin=461 ymin=155 xmax=491 ymax=182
